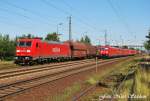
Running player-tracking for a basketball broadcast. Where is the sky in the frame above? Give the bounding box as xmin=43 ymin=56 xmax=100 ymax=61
xmin=0 ymin=0 xmax=150 ymax=46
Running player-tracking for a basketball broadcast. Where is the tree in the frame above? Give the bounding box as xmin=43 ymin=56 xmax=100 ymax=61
xmin=0 ymin=34 xmax=16 ymax=60
xmin=144 ymin=30 xmax=150 ymax=50
xmin=129 ymin=47 xmax=135 ymax=50
xmin=144 ymin=41 xmax=150 ymax=50
xmin=80 ymin=35 xmax=91 ymax=44
xmin=80 ymin=37 xmax=84 ymax=43
xmin=45 ymin=32 xmax=60 ymax=41
xmin=19 ymin=34 xmax=35 ymax=38
xmin=84 ymin=35 xmax=91 ymax=44
xmin=122 ymin=45 xmax=128 ymax=49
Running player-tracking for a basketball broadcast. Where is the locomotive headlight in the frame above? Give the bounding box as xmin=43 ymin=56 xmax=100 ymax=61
xmin=105 ymin=51 xmax=108 ymax=54
xmin=25 ymin=57 xmax=29 ymax=59
xmin=15 ymin=57 xmax=18 ymax=59
xmin=27 ymin=50 xmax=31 ymax=53
xmin=16 ymin=50 xmax=20 ymax=52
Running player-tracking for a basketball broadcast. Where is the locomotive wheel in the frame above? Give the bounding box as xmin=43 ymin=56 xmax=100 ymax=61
xmin=29 ymin=61 xmax=34 ymax=66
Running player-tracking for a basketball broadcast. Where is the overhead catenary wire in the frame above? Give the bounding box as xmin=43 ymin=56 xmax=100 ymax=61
xmin=40 ymin=0 xmax=70 ymax=15
xmin=0 ymin=8 xmax=35 ymax=29
xmin=40 ymin=0 xmax=103 ymax=33
xmin=60 ymin=0 xmax=74 ymax=10
xmin=61 ymin=0 xmax=105 ymax=33
xmin=1 ymin=0 xmax=104 ymax=39
xmin=0 ymin=15 xmax=43 ymax=36
xmin=0 ymin=7 xmax=31 ymax=22
xmin=0 ymin=17 xmax=33 ymax=31
xmin=107 ymin=0 xmax=134 ymax=36
xmin=2 ymin=0 xmax=60 ymax=21
xmin=60 ymin=0 xmax=94 ymax=28
xmin=0 ymin=0 xmax=57 ymax=27
xmin=58 ymin=0 xmax=109 ymax=44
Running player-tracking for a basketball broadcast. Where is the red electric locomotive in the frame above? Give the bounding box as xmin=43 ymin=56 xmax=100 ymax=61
xmin=98 ymin=45 xmax=138 ymax=58
xmin=99 ymin=46 xmax=122 ymax=58
xmin=15 ymin=38 xmax=71 ymax=65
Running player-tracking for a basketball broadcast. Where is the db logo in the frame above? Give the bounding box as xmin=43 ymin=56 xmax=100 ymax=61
xmin=52 ymin=47 xmax=60 ymax=52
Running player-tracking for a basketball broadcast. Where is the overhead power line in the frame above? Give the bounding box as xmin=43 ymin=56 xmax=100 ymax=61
xmin=0 ymin=0 xmax=56 ymax=26
xmin=0 ymin=7 xmax=31 ymax=21
xmin=107 ymin=0 xmax=134 ymax=35
xmin=61 ymin=0 xmax=103 ymax=32
xmin=61 ymin=0 xmax=74 ymax=10
xmin=41 ymin=0 xmax=70 ymax=15
xmin=0 ymin=18 xmax=31 ymax=29
xmin=0 ymin=7 xmax=34 ymax=27
xmin=41 ymin=0 xmax=102 ymax=33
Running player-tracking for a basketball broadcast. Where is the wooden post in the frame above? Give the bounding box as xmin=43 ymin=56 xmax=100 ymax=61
xmin=96 ymin=57 xmax=98 ymax=73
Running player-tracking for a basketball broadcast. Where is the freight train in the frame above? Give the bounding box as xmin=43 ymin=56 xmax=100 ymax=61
xmin=14 ymin=37 xmax=139 ymax=65
xmin=14 ymin=37 xmax=96 ymax=65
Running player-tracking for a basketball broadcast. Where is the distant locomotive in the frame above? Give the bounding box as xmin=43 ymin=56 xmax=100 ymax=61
xmin=14 ymin=38 xmax=96 ymax=65
xmin=97 ymin=45 xmax=138 ymax=58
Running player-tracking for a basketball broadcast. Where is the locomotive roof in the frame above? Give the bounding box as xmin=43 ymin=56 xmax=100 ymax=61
xmin=17 ymin=38 xmax=64 ymax=44
xmin=42 ymin=40 xmax=64 ymax=44
xmin=17 ymin=37 xmax=42 ymax=41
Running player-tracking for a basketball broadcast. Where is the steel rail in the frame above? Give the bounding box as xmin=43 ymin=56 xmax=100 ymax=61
xmin=0 ymin=59 xmax=96 ymax=75
xmin=0 ymin=59 xmax=96 ymax=79
xmin=0 ymin=58 xmax=129 ymax=99
xmin=0 ymin=58 xmax=127 ymax=100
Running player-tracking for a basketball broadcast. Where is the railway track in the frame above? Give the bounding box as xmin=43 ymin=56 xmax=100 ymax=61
xmin=0 ymin=59 xmax=96 ymax=79
xmin=72 ymin=56 xmax=140 ymax=101
xmin=0 ymin=59 xmax=94 ymax=74
xmin=0 ymin=57 xmax=127 ymax=100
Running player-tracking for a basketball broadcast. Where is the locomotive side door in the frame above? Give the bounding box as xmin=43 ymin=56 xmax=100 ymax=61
xmin=35 ymin=42 xmax=40 ymax=59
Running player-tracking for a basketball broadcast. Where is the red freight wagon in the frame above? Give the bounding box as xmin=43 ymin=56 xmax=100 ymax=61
xmin=85 ymin=44 xmax=97 ymax=58
xmin=15 ymin=38 xmax=71 ymax=64
xmin=63 ymin=41 xmax=97 ymax=58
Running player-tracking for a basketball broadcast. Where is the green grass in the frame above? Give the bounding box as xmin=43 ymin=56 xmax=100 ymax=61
xmin=82 ymin=56 xmax=140 ymax=101
xmin=0 ymin=60 xmax=18 ymax=70
xmin=46 ymin=82 xmax=81 ymax=101
xmin=116 ymin=58 xmax=150 ymax=101
xmin=117 ymin=79 xmax=134 ymax=101
xmin=86 ymin=57 xmax=137 ymax=85
xmin=134 ymin=68 xmax=150 ymax=100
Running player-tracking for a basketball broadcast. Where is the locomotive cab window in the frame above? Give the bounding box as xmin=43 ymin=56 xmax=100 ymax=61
xmin=17 ymin=41 xmax=32 ymax=47
xmin=26 ymin=41 xmax=32 ymax=47
xmin=100 ymin=48 xmax=108 ymax=50
xmin=18 ymin=41 xmax=25 ymax=47
xmin=100 ymin=48 xmax=105 ymax=50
